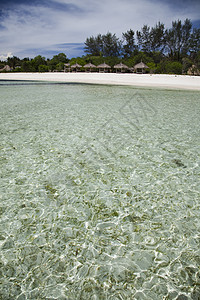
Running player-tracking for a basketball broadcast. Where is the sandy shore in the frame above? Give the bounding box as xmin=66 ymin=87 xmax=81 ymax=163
xmin=0 ymin=72 xmax=200 ymax=90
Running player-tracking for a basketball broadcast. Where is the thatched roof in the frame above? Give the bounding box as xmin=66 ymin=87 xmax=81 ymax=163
xmin=97 ymin=62 xmax=111 ymax=68
xmin=134 ymin=62 xmax=149 ymax=69
xmin=71 ymin=63 xmax=82 ymax=68
xmin=187 ymin=64 xmax=200 ymax=76
xmin=0 ymin=65 xmax=12 ymax=72
xmin=84 ymin=63 xmax=96 ymax=68
xmin=114 ymin=62 xmax=129 ymax=69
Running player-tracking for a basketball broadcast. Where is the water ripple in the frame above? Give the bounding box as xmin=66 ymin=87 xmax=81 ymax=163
xmin=0 ymin=82 xmax=200 ymax=299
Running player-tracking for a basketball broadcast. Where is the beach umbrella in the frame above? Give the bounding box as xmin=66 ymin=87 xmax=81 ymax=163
xmin=114 ymin=62 xmax=129 ymax=73
xmin=83 ymin=63 xmax=97 ymax=72
xmin=70 ymin=63 xmax=82 ymax=72
xmin=133 ymin=61 xmax=149 ymax=74
xmin=97 ymin=62 xmax=111 ymax=73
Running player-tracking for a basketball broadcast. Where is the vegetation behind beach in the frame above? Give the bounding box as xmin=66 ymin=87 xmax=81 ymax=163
xmin=0 ymin=19 xmax=199 ymax=75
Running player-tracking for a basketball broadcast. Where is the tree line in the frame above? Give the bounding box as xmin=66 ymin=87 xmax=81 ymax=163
xmin=84 ymin=19 xmax=200 ymax=74
xmin=85 ymin=19 xmax=200 ymax=60
xmin=0 ymin=53 xmax=69 ymax=73
xmin=0 ymin=18 xmax=199 ymax=75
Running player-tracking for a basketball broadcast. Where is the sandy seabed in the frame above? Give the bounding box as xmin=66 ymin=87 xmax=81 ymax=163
xmin=0 ymin=72 xmax=200 ymax=90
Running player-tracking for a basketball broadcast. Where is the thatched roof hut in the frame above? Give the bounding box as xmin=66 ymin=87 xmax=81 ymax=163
xmin=97 ymin=62 xmax=111 ymax=73
xmin=0 ymin=65 xmax=12 ymax=72
xmin=64 ymin=63 xmax=70 ymax=72
xmin=114 ymin=62 xmax=129 ymax=73
xmin=134 ymin=62 xmax=149 ymax=74
xmin=70 ymin=63 xmax=82 ymax=72
xmin=187 ymin=65 xmax=200 ymax=76
xmin=83 ymin=63 xmax=97 ymax=72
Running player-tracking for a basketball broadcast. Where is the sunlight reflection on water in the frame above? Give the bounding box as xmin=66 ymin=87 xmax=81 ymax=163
xmin=0 ymin=81 xmax=200 ymax=299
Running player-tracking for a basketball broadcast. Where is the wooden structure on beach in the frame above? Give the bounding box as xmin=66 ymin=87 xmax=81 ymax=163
xmin=187 ymin=65 xmax=200 ymax=76
xmin=114 ymin=62 xmax=129 ymax=73
xmin=64 ymin=63 xmax=70 ymax=72
xmin=70 ymin=63 xmax=82 ymax=72
xmin=0 ymin=65 xmax=12 ymax=72
xmin=97 ymin=62 xmax=111 ymax=73
xmin=134 ymin=62 xmax=149 ymax=74
xmin=83 ymin=63 xmax=97 ymax=72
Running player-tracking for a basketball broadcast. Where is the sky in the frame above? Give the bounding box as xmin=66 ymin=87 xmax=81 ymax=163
xmin=0 ymin=0 xmax=200 ymax=60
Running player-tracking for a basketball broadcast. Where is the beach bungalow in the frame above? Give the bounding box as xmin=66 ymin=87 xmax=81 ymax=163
xmin=187 ymin=65 xmax=200 ymax=76
xmin=70 ymin=63 xmax=82 ymax=72
xmin=134 ymin=62 xmax=149 ymax=74
xmin=83 ymin=63 xmax=97 ymax=72
xmin=114 ymin=62 xmax=129 ymax=73
xmin=64 ymin=63 xmax=70 ymax=72
xmin=0 ymin=65 xmax=12 ymax=72
xmin=97 ymin=62 xmax=111 ymax=73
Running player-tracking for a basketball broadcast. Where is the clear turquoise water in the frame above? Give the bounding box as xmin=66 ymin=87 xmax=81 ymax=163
xmin=0 ymin=81 xmax=200 ymax=299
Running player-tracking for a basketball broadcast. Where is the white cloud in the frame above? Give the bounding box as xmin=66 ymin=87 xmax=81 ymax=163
xmin=0 ymin=52 xmax=13 ymax=61
xmin=0 ymin=0 xmax=199 ymax=58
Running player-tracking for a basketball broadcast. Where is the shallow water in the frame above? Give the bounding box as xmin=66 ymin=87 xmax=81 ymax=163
xmin=0 ymin=81 xmax=200 ymax=299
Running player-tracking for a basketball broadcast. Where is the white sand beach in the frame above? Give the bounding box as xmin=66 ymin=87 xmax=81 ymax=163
xmin=0 ymin=72 xmax=200 ymax=90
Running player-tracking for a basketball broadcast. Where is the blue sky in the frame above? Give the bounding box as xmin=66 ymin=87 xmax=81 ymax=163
xmin=0 ymin=0 xmax=200 ymax=60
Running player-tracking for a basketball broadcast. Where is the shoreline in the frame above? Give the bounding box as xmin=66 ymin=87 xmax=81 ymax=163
xmin=0 ymin=72 xmax=200 ymax=91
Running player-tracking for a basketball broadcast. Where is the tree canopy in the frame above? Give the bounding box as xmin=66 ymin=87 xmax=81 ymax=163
xmin=85 ymin=32 xmax=122 ymax=57
xmin=84 ymin=18 xmax=199 ymax=62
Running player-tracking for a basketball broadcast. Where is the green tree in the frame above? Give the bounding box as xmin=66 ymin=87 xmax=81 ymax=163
xmin=69 ymin=57 xmax=86 ymax=66
xmin=84 ymin=55 xmax=104 ymax=66
xmin=137 ymin=23 xmax=165 ymax=54
xmin=134 ymin=52 xmax=153 ymax=64
xmin=122 ymin=29 xmax=137 ymax=57
xmin=137 ymin=25 xmax=151 ymax=52
xmin=181 ymin=19 xmax=193 ymax=56
xmin=31 ymin=55 xmax=46 ymax=71
xmin=182 ymin=57 xmax=193 ymax=74
xmin=194 ymin=51 xmax=200 ymax=68
xmin=84 ymin=34 xmax=103 ymax=56
xmin=38 ymin=65 xmax=49 ymax=72
xmin=7 ymin=56 xmax=21 ymax=69
xmin=102 ymin=32 xmax=122 ymax=57
xmin=165 ymin=61 xmax=183 ymax=74
xmin=165 ymin=19 xmax=192 ymax=60
xmin=0 ymin=62 xmax=5 ymax=69
xmin=21 ymin=60 xmax=35 ymax=72
xmin=84 ymin=32 xmax=121 ymax=57
xmin=150 ymin=22 xmax=165 ymax=52
xmin=151 ymin=51 xmax=164 ymax=66
xmin=189 ymin=28 xmax=200 ymax=58
xmin=53 ymin=53 xmax=68 ymax=63
xmin=48 ymin=53 xmax=68 ymax=71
